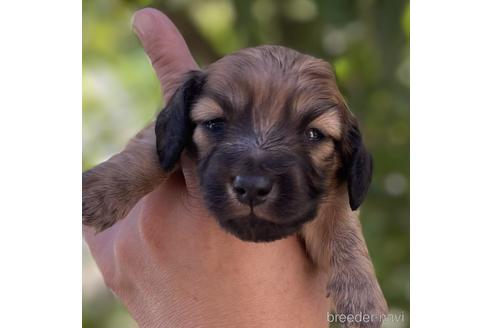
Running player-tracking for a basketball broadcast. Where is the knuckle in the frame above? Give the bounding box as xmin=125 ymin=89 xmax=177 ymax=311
xmin=101 ymin=267 xmax=118 ymax=292
xmin=103 ymin=232 xmax=136 ymax=292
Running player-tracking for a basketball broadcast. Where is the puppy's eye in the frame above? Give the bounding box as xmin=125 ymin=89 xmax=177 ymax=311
xmin=203 ymin=118 xmax=225 ymax=132
xmin=306 ymin=128 xmax=325 ymax=142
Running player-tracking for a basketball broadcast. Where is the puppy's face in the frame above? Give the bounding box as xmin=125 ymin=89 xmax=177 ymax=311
xmin=156 ymin=46 xmax=372 ymax=242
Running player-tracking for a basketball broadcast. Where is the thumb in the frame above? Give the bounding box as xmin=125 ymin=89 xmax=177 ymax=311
xmin=132 ymin=8 xmax=198 ymax=102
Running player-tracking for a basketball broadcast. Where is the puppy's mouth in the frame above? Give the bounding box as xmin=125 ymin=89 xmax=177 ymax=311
xmin=201 ymin=168 xmax=320 ymax=242
xmin=218 ymin=212 xmax=308 ymax=242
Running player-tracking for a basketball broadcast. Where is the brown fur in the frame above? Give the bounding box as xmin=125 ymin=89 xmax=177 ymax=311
xmin=190 ymin=97 xmax=224 ymax=122
xmin=83 ymin=46 xmax=387 ymax=327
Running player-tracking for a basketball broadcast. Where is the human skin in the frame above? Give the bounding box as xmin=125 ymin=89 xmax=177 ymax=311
xmin=83 ymin=8 xmax=329 ymax=328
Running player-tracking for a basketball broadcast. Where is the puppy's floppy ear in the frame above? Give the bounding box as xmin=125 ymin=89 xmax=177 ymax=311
xmin=341 ymin=118 xmax=373 ymax=211
xmin=155 ymin=71 xmax=206 ymax=171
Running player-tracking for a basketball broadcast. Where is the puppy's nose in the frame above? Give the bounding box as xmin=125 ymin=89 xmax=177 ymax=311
xmin=232 ymin=175 xmax=273 ymax=206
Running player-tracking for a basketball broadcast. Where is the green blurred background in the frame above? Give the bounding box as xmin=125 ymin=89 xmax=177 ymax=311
xmin=83 ymin=0 xmax=409 ymax=327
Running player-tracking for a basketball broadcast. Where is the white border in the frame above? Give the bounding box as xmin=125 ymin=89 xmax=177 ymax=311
xmin=0 ymin=1 xmax=81 ymax=327
xmin=412 ymin=1 xmax=492 ymax=326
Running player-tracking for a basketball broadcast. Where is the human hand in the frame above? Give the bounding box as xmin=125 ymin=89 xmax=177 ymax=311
xmin=83 ymin=8 xmax=329 ymax=328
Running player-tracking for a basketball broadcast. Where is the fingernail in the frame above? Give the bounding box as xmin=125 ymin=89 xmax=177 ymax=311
xmin=131 ymin=10 xmax=153 ymax=38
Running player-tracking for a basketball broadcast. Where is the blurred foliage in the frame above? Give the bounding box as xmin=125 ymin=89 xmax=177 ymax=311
xmin=83 ymin=0 xmax=409 ymax=327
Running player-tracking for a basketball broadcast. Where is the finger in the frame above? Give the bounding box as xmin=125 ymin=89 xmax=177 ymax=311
xmin=180 ymin=153 xmax=202 ymax=198
xmin=132 ymin=8 xmax=199 ymax=102
xmin=83 ymin=199 xmax=144 ymax=282
xmin=83 ymin=224 xmax=119 ymax=280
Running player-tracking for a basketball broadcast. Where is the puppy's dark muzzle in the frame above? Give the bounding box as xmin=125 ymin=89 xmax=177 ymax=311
xmin=232 ymin=175 xmax=274 ymax=206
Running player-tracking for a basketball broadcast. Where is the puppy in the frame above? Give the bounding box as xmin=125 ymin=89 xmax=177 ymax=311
xmin=83 ymin=45 xmax=387 ymax=327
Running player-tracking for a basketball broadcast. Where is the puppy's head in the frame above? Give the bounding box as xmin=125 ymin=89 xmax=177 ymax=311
xmin=156 ymin=46 xmax=372 ymax=242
